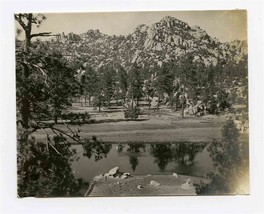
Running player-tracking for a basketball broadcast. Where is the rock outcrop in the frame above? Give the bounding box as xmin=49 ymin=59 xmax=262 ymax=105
xmin=93 ymin=167 xmax=131 ymax=181
xmin=52 ymin=16 xmax=247 ymax=72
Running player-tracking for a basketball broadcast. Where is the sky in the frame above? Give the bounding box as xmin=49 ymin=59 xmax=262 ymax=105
xmin=15 ymin=10 xmax=247 ymax=43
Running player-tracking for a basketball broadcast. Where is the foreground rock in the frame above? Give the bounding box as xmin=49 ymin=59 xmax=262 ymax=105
xmin=88 ymin=174 xmax=209 ymax=197
xmin=150 ymin=180 xmax=160 ymax=187
xmin=93 ymin=167 xmax=131 ymax=181
xmin=108 ymin=167 xmax=119 ymax=176
xmin=182 ymin=179 xmax=192 ymax=190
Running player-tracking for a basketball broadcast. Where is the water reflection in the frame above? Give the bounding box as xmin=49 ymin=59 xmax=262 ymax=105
xmin=127 ymin=143 xmax=146 ymax=171
xmin=82 ymin=137 xmax=112 ymax=161
xmin=171 ymin=142 xmax=207 ymax=166
xmin=127 ymin=143 xmax=146 ymax=152
xmin=71 ymin=142 xmax=213 ymax=182
xmin=151 ymin=144 xmax=173 ymax=172
xmin=116 ymin=144 xmax=124 ymax=153
xmin=151 ymin=142 xmax=207 ymax=171
xmin=129 ymin=156 xmax=139 ymax=172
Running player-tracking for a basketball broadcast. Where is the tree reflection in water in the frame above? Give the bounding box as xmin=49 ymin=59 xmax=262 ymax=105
xmin=82 ymin=136 xmax=112 ymax=161
xmin=127 ymin=143 xmax=146 ymax=171
xmin=150 ymin=144 xmax=173 ymax=172
xmin=82 ymin=141 xmax=207 ymax=174
xmin=172 ymin=142 xmax=207 ymax=166
xmin=127 ymin=143 xmax=146 ymax=152
xmin=151 ymin=142 xmax=207 ymax=171
xmin=116 ymin=144 xmax=124 ymax=153
xmin=129 ymin=156 xmax=139 ymax=172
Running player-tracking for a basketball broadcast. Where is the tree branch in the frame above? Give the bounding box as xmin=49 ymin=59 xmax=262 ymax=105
xmin=34 ymin=121 xmax=101 ymax=155
xmin=15 ymin=14 xmax=27 ymax=31
xmin=30 ymin=32 xmax=53 ymax=38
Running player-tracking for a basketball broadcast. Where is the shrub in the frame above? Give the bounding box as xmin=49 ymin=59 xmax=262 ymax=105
xmin=124 ymin=106 xmax=140 ymax=119
xmin=195 ymin=119 xmax=248 ymax=195
xmin=17 ymin=135 xmax=85 ymax=197
xmin=61 ymin=112 xmax=91 ymax=123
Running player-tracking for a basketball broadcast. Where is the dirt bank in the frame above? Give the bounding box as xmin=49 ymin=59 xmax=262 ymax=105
xmin=88 ymin=174 xmax=209 ymax=197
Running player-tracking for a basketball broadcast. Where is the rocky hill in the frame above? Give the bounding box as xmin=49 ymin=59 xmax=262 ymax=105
xmin=52 ymin=16 xmax=247 ymax=71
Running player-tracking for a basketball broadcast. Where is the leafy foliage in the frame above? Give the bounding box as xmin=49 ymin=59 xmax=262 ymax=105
xmin=82 ymin=136 xmax=112 ymax=161
xmin=79 ymin=66 xmax=98 ymax=106
xmin=17 ymin=135 xmax=83 ymax=197
xmin=61 ymin=112 xmax=91 ymax=124
xmin=16 ymin=42 xmax=77 ymax=124
xmin=116 ymin=66 xmax=129 ymax=102
xmin=124 ymin=106 xmax=140 ymax=119
xmin=128 ymin=64 xmax=144 ymax=105
xmin=195 ymin=119 xmax=248 ymax=195
xmin=16 ymin=14 xmax=111 ymax=197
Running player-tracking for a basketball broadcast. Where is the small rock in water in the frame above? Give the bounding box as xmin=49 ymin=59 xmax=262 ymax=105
xmin=137 ymin=185 xmax=143 ymax=189
xmin=150 ymin=180 xmax=160 ymax=187
xmin=146 ymin=174 xmax=152 ymax=177
xmin=93 ymin=174 xmax=104 ymax=181
xmin=172 ymin=173 xmax=178 ymax=178
xmin=109 ymin=167 xmax=119 ymax=176
xmin=123 ymin=172 xmax=130 ymax=176
xmin=120 ymin=174 xmax=128 ymax=180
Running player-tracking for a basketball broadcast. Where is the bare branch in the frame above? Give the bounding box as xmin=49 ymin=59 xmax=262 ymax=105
xmin=15 ymin=14 xmax=27 ymax=30
xmin=49 ymin=128 xmax=71 ymax=153
xmin=39 ymin=128 xmax=61 ymax=156
xmin=47 ymin=138 xmax=62 ymax=156
xmin=30 ymin=32 xmax=53 ymax=38
xmin=31 ymin=64 xmax=49 ymax=87
xmin=34 ymin=121 xmax=101 ymax=155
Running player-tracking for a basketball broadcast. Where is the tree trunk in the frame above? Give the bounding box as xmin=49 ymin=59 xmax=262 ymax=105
xmin=181 ymin=88 xmax=186 ymax=118
xmin=21 ymin=97 xmax=30 ymax=128
xmin=98 ymin=96 xmax=101 ymax=112
xmin=20 ymin=62 xmax=30 ymax=128
xmin=25 ymin=34 xmax=31 ymax=52
xmin=54 ymin=114 xmax=58 ymax=124
xmin=175 ymin=98 xmax=178 ymax=111
xmin=148 ymin=94 xmax=151 ymax=109
xmin=116 ymin=95 xmax=119 ymax=106
xmin=131 ymin=90 xmax=134 ymax=108
xmin=84 ymin=96 xmax=87 ymax=107
xmin=170 ymin=94 xmax=173 ymax=109
xmin=88 ymin=95 xmax=91 ymax=106
xmin=54 ymin=99 xmax=58 ymax=124
xmin=181 ymin=103 xmax=184 ymax=118
xmin=157 ymin=93 xmax=160 ymax=111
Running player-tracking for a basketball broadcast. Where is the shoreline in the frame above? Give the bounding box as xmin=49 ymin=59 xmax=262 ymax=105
xmin=87 ymin=174 xmax=210 ymax=197
xmin=31 ymin=114 xmax=231 ymax=144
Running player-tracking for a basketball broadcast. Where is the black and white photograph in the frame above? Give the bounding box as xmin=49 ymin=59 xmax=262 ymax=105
xmin=14 ymin=10 xmax=250 ymax=197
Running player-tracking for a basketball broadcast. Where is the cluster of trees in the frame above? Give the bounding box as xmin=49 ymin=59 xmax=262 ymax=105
xmin=195 ymin=119 xmax=248 ymax=194
xmin=76 ymin=53 xmax=247 ymax=118
xmin=16 ymin=42 xmax=78 ymax=125
xmin=16 ymin=13 xmax=111 ymax=197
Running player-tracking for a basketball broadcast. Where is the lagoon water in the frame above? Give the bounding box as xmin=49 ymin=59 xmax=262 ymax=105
xmin=71 ymin=142 xmax=214 ymax=182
